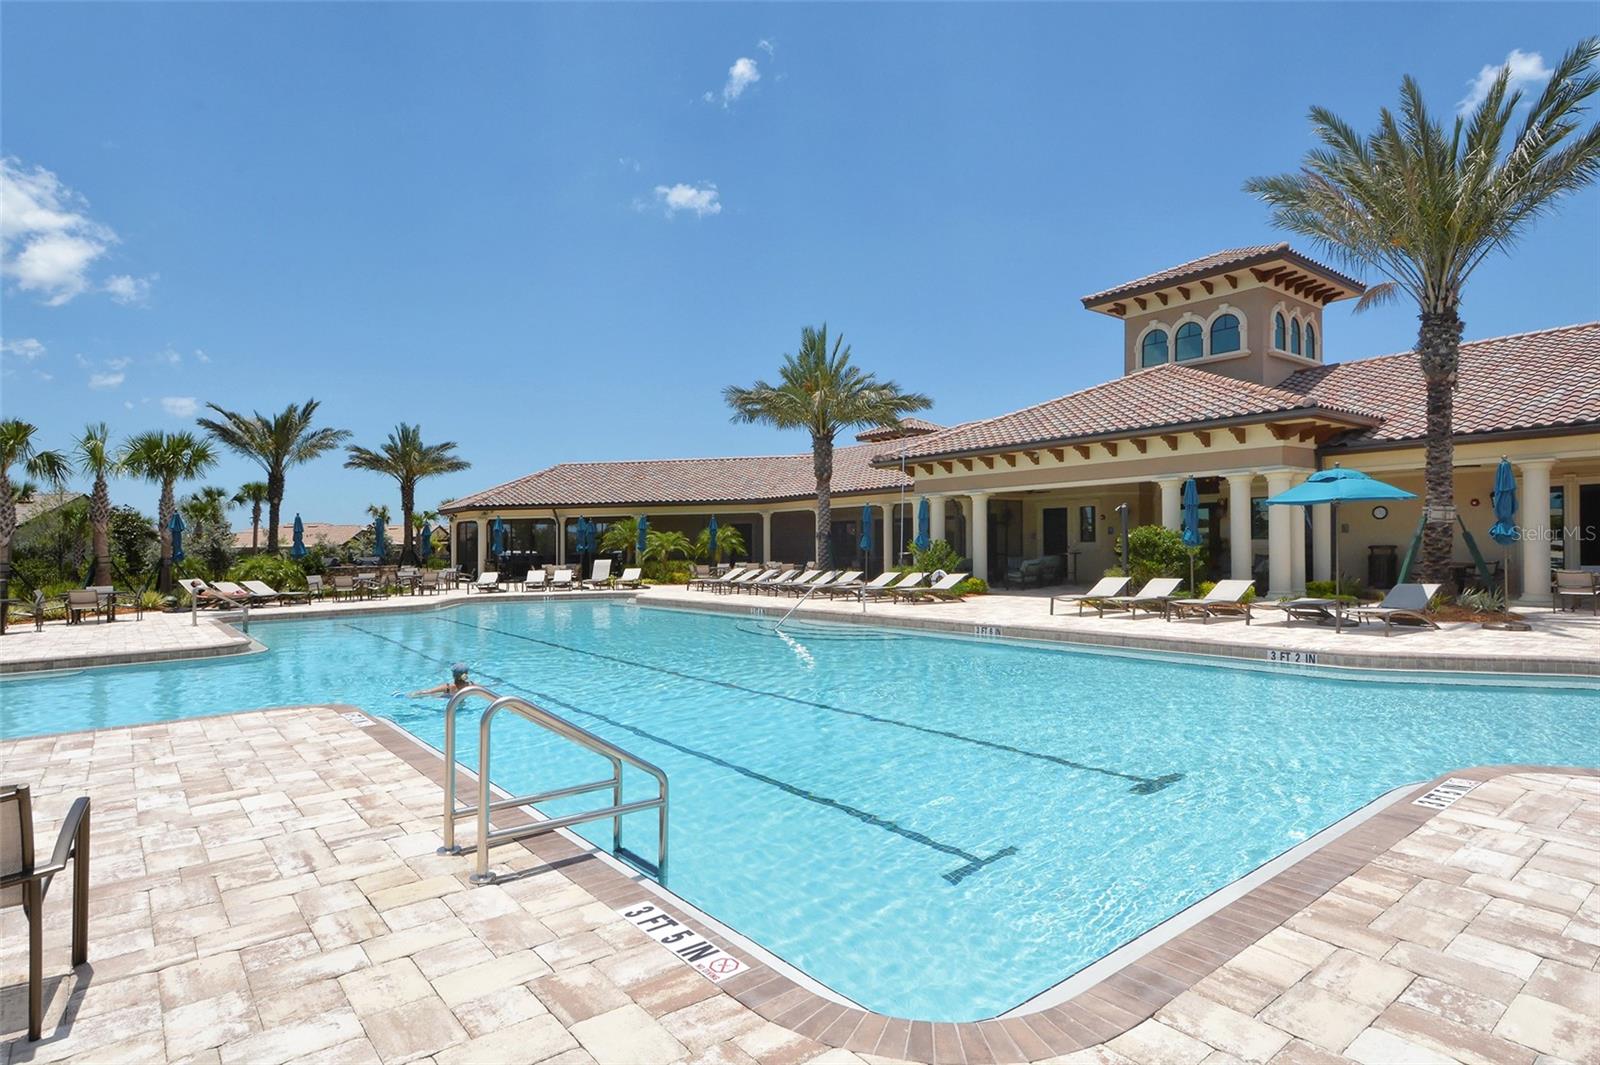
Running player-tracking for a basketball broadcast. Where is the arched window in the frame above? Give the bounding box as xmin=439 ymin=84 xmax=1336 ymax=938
xmin=1210 ymin=313 xmax=1241 ymax=354
xmin=1290 ymin=319 xmax=1302 ymax=354
xmin=1305 ymin=323 xmax=1317 ymax=360
xmin=1140 ymin=329 xmax=1169 ymax=367
xmin=1274 ymin=313 xmax=1287 ymax=350
xmin=1175 ymin=322 xmax=1204 ymax=361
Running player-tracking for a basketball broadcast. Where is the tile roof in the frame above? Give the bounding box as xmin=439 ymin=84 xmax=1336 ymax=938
xmin=1080 ymin=243 xmax=1365 ymax=306
xmin=879 ymin=365 xmax=1379 ymax=462
xmin=1288 ymin=321 xmax=1600 ymax=446
xmin=854 ymin=417 xmax=944 ymax=442
xmin=232 ymin=523 xmax=406 ymax=550
xmin=442 ymin=441 xmax=910 ymax=512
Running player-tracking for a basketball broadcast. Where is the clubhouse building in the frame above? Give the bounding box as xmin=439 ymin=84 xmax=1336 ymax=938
xmin=443 ymin=244 xmax=1600 ymax=605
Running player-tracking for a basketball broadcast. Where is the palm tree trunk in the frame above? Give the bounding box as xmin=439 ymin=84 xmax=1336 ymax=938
xmin=1417 ymin=310 xmax=1462 ymax=588
xmin=266 ymin=469 xmax=284 ymax=553
xmin=400 ymin=481 xmax=416 ymax=564
xmin=91 ymin=474 xmax=112 ymax=587
xmin=251 ymin=502 xmax=261 ymax=552
xmin=0 ymin=471 xmax=15 ymax=612
xmin=813 ymin=433 xmax=834 ymax=569
xmin=158 ymin=481 xmax=176 ymax=594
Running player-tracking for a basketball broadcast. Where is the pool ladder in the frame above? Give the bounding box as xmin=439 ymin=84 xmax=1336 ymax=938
xmin=437 ymin=686 xmax=669 ymax=885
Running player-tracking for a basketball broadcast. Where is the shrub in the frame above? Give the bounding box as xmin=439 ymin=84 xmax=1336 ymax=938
xmin=227 ymin=555 xmax=307 ymax=591
xmin=1305 ymin=578 xmax=1364 ymax=602
xmin=1455 ymin=587 xmax=1506 ymax=613
xmin=911 ymin=539 xmax=963 ymax=575
xmin=1197 ymin=579 xmax=1257 ymax=603
xmin=1119 ymin=525 xmax=1204 ymax=588
xmin=953 ymin=577 xmax=988 ymax=596
xmin=643 ymin=560 xmax=693 ymax=584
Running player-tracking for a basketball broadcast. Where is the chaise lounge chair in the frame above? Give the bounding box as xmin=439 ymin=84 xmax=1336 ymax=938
xmin=721 ymin=567 xmax=770 ymax=593
xmin=1049 ymin=576 xmax=1130 ymax=616
xmin=550 ymin=568 xmax=575 ymax=590
xmin=787 ymin=570 xmax=854 ymax=596
xmin=583 ymin=559 xmax=613 ymax=589
xmin=1349 ymin=583 xmax=1441 ymax=635
xmin=774 ymin=570 xmax=838 ymax=596
xmin=825 ymin=570 xmax=900 ymax=599
xmin=746 ymin=568 xmax=800 ymax=594
xmin=241 ymin=580 xmax=309 ymax=605
xmin=870 ymin=571 xmax=925 ymax=599
xmin=1168 ymin=579 xmax=1256 ymax=624
xmin=889 ymin=571 xmax=969 ymax=603
xmin=689 ymin=567 xmax=744 ymax=590
xmin=470 ymin=571 xmax=503 ymax=593
xmin=615 ymin=567 xmax=644 ymax=589
xmin=1096 ymin=577 xmax=1185 ymax=619
xmin=522 ymin=570 xmax=547 ymax=591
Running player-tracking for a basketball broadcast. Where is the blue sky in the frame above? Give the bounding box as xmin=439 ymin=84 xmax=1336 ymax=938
xmin=4 ymin=3 xmax=1598 ymax=524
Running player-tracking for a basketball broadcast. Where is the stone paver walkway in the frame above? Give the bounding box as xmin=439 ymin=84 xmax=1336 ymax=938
xmin=2 ymin=708 xmax=1597 ymax=1064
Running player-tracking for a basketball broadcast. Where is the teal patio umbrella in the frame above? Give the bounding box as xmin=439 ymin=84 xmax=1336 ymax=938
xmin=636 ymin=514 xmax=649 ymax=563
xmin=418 ymin=522 xmax=433 ymax=561
xmin=858 ymin=504 xmax=875 ymax=570
xmin=1266 ymin=466 xmax=1414 ymax=630
xmin=1489 ymin=457 xmax=1517 ymax=602
xmin=290 ymin=513 xmax=307 ymax=560
xmin=169 ymin=511 xmax=186 ymax=564
xmin=706 ymin=515 xmax=719 ymax=566
xmin=489 ymin=518 xmax=503 ymax=557
xmin=374 ymin=517 xmax=388 ymax=559
xmin=915 ymin=497 xmax=931 ymax=552
xmin=1181 ymin=478 xmax=1202 ymax=592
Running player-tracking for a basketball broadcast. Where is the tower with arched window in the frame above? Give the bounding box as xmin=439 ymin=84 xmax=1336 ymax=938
xmin=1080 ymin=244 xmax=1363 ymax=386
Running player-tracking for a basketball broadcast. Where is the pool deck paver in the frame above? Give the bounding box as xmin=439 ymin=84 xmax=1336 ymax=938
xmin=3 ymin=707 xmax=1598 ymax=1064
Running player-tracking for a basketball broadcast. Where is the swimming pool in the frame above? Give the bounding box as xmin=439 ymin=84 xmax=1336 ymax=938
xmin=3 ymin=599 xmax=1597 ymax=1020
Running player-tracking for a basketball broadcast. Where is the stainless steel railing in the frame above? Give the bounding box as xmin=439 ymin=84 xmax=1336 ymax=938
xmin=437 ymin=686 xmax=668 ymax=885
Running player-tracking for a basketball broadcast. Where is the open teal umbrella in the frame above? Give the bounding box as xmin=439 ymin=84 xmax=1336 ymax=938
xmin=858 ymin=504 xmax=874 ymax=568
xmin=915 ymin=497 xmax=931 ymax=552
xmin=636 ymin=514 xmax=649 ymax=561
xmin=169 ymin=511 xmax=186 ymax=563
xmin=290 ymin=513 xmax=307 ymax=560
xmin=418 ymin=522 xmax=433 ymax=561
xmin=1181 ymin=478 xmax=1202 ymax=592
xmin=1266 ymin=466 xmax=1414 ymax=630
xmin=706 ymin=515 xmax=719 ymax=566
xmin=1489 ymin=457 xmax=1517 ymax=603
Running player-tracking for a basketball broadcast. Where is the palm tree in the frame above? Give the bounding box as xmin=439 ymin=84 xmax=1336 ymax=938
xmin=344 ymin=424 xmax=471 ymax=564
xmin=232 ymin=481 xmax=270 ymax=551
xmin=1 ymin=419 xmax=71 ymax=607
xmin=75 ymin=423 xmax=119 ymax=586
xmin=197 ymin=400 xmax=349 ymax=553
xmin=182 ymin=485 xmax=230 ymax=526
xmin=413 ymin=507 xmax=441 ymax=559
xmin=120 ymin=431 xmax=217 ymax=593
xmin=1244 ymin=38 xmax=1600 ymax=584
xmin=642 ymin=530 xmax=695 ymax=566
xmin=597 ymin=518 xmax=640 ymax=564
xmin=695 ymin=524 xmax=747 ymax=563
xmin=365 ymin=503 xmax=392 ymax=560
xmin=726 ymin=325 xmax=931 ymax=568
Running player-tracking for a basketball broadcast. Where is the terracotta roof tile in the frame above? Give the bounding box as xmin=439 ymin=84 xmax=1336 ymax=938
xmin=1081 ymin=243 xmax=1364 ymax=306
xmin=442 ymin=442 xmax=909 ymax=512
xmin=231 ymin=522 xmax=405 ymax=550
xmin=854 ymin=418 xmax=944 ymax=442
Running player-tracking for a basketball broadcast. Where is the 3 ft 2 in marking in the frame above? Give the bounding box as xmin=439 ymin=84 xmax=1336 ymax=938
xmin=973 ymin=625 xmax=1001 ymax=638
xmin=1267 ymin=649 xmax=1319 ymax=665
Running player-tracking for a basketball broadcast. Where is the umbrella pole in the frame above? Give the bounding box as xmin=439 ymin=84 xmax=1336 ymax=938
xmin=1333 ymin=502 xmax=1342 ymax=634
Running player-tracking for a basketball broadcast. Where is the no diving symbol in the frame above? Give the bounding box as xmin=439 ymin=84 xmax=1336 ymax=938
xmin=707 ymin=957 xmax=739 ymax=975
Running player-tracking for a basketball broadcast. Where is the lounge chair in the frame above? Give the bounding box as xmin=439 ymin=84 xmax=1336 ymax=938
xmin=1049 ymin=576 xmax=1131 ymax=616
xmin=869 ymin=571 xmax=925 ymax=599
xmin=584 ymin=559 xmax=613 ymax=589
xmin=1270 ymin=597 xmax=1341 ymax=625
xmin=744 ymin=568 xmax=798 ymax=594
xmin=774 ymin=570 xmax=837 ymax=596
xmin=2 ymin=783 xmax=91 ymax=1041
xmin=615 ymin=567 xmax=644 ymax=589
xmin=212 ymin=580 xmax=271 ymax=606
xmin=689 ymin=567 xmax=745 ymax=590
xmin=1349 ymin=583 xmax=1442 ymax=635
xmin=180 ymin=579 xmax=238 ymax=609
xmin=807 ymin=570 xmax=860 ymax=595
xmin=1553 ymin=570 xmax=1599 ymax=614
xmin=716 ymin=567 xmax=765 ymax=593
xmin=470 ymin=571 xmax=503 ymax=593
xmin=825 ymin=570 xmax=900 ymax=599
xmin=550 ymin=568 xmax=575 ymax=590
xmin=890 ymin=571 xmax=969 ymax=603
xmin=1097 ymin=577 xmax=1184 ymax=619
xmin=522 ymin=569 xmax=548 ymax=592
xmin=241 ymin=580 xmax=309 ymax=605
xmin=1168 ymin=579 xmax=1257 ymax=624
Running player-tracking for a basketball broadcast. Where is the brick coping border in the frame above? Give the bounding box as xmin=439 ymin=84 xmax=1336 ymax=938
xmin=344 ymin=701 xmax=1600 ymax=1061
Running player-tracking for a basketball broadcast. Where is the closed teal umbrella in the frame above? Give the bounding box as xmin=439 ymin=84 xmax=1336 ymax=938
xmin=374 ymin=518 xmax=388 ymax=558
xmin=636 ymin=514 xmax=649 ymax=561
xmin=915 ymin=497 xmax=931 ymax=552
xmin=1181 ymin=478 xmax=1201 ymax=593
xmin=169 ymin=511 xmax=186 ymax=563
xmin=489 ymin=518 xmax=503 ymax=556
xmin=706 ymin=515 xmax=719 ymax=565
xmin=290 ymin=514 xmax=307 ymax=560
xmin=858 ymin=504 xmax=874 ymax=566
xmin=1490 ymin=457 xmax=1517 ymax=603
xmin=419 ymin=522 xmax=433 ymax=561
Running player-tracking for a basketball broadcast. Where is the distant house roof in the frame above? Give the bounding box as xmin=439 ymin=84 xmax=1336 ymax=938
xmin=441 ymin=441 xmax=911 ymax=512
xmin=232 ymin=522 xmax=408 ymax=550
xmin=1080 ymin=243 xmax=1365 ymax=309
xmin=15 ymin=491 xmax=85 ymax=528
xmin=854 ymin=418 xmax=944 ymax=443
xmin=873 ymin=321 xmax=1599 ymax=464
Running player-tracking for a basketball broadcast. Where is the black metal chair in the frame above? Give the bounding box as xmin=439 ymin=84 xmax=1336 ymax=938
xmin=2 ymin=784 xmax=91 ymax=1041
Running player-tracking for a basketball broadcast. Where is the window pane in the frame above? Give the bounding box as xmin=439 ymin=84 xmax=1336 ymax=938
xmin=1210 ymin=314 xmax=1241 ymax=354
xmin=1274 ymin=313 xmax=1286 ymax=349
xmin=1078 ymin=505 xmax=1097 ymax=542
xmin=1140 ymin=329 xmax=1168 ymax=367
xmin=1175 ymin=322 xmax=1203 ymax=361
xmin=1290 ymin=319 xmax=1301 ymax=354
xmin=1305 ymin=324 xmax=1317 ymax=359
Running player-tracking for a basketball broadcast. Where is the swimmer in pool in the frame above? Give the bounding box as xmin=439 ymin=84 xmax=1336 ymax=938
xmin=410 ymin=663 xmax=471 ymax=698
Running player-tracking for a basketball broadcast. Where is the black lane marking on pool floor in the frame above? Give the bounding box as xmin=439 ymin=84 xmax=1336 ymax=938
xmin=433 ymin=615 xmax=1183 ymax=795
xmin=341 ymin=621 xmax=1014 ymax=884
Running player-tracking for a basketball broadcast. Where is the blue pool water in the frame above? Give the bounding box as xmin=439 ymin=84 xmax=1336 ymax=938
xmin=2 ymin=600 xmax=1597 ymax=1020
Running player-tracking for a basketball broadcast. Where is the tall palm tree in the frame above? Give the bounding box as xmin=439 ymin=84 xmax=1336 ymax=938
xmin=1 ymin=419 xmax=71 ymax=607
xmin=1245 ymin=38 xmax=1600 ymax=585
xmin=598 ymin=518 xmax=641 ymax=564
xmin=197 ymin=400 xmax=349 ymax=553
xmin=726 ymin=325 xmax=931 ymax=568
xmin=120 ymin=431 xmax=217 ymax=593
xmin=75 ymin=423 xmax=119 ymax=586
xmin=232 ymin=481 xmax=270 ymax=551
xmin=344 ymin=424 xmax=471 ymax=563
xmin=182 ymin=485 xmax=230 ymax=526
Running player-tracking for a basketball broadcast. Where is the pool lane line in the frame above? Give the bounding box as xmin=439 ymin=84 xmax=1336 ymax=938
xmin=432 ymin=615 xmax=1183 ymax=796
xmin=340 ymin=621 xmax=1015 ymax=884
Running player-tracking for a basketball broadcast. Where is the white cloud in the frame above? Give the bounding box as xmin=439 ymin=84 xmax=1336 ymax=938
xmin=721 ymin=57 xmax=760 ymax=105
xmin=123 ymin=400 xmax=134 ymax=410
xmin=33 ymin=369 xmax=53 ymax=382
xmin=1458 ymin=48 xmax=1553 ymax=116
xmin=0 ymin=336 xmax=45 ymax=361
xmin=618 ymin=157 xmax=642 ymax=173
xmin=0 ymin=157 xmax=118 ymax=305
xmin=161 ymin=395 xmax=198 ymax=417
xmin=105 ymin=273 xmax=155 ymax=305
xmin=757 ymin=39 xmax=774 ymax=56
xmin=652 ymin=183 xmax=722 ymax=218
xmin=155 ymin=346 xmax=182 ymax=366
xmin=194 ymin=348 xmax=210 ymax=363
xmin=104 ymin=356 xmax=132 ymax=370
xmin=88 ymin=371 xmax=125 ymax=390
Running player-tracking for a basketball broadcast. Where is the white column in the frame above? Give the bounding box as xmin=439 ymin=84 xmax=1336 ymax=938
xmin=1265 ymin=471 xmax=1295 ymax=597
xmin=1226 ymin=474 xmax=1254 ymax=583
xmin=1311 ymin=504 xmax=1332 ymax=583
xmin=555 ymin=519 xmax=565 ymax=565
xmin=1157 ymin=478 xmax=1183 ymax=530
xmin=1290 ymin=477 xmax=1308 ymax=595
xmin=760 ymin=511 xmax=772 ymax=563
xmin=475 ymin=520 xmax=489 ymax=576
xmin=450 ymin=520 xmax=460 ymax=567
xmin=881 ymin=503 xmax=894 ymax=572
xmin=969 ymin=492 xmax=990 ymax=581
xmin=1516 ymin=459 xmax=1555 ymax=606
xmin=928 ymin=495 xmax=947 ymax=546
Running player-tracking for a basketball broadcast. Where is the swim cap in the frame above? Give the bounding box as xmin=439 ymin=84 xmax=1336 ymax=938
xmin=451 ymin=662 xmax=469 ymax=676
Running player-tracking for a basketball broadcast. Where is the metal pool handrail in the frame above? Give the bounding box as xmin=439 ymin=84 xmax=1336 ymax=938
xmin=437 ymin=686 xmax=668 ymax=885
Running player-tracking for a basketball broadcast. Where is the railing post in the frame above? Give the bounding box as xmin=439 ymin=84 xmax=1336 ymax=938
xmin=438 ymin=685 xmax=493 ymax=855
xmin=609 ymin=755 xmax=623 ymax=856
xmin=657 ymin=776 xmax=669 ymax=883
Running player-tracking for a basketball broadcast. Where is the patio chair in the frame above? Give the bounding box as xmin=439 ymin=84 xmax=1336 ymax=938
xmin=1553 ymin=570 xmax=1599 ymax=614
xmin=1349 ymin=583 xmax=1442 ymax=636
xmin=241 ymin=580 xmax=309 ymax=605
xmin=306 ymin=575 xmax=326 ymax=600
xmin=615 ymin=567 xmax=644 ymax=588
xmin=1097 ymin=577 xmax=1185 ymax=619
xmin=2 ymin=782 xmax=91 ymax=1041
xmin=330 ymin=574 xmax=359 ymax=601
xmin=470 ymin=571 xmax=503 ymax=593
xmin=1168 ymin=579 xmax=1257 ymax=624
xmin=11 ymin=590 xmax=50 ymax=632
xmin=550 ymin=568 xmax=575 ymax=590
xmin=1049 ymin=576 xmax=1130 ymax=616
xmin=868 ymin=571 xmax=926 ymax=599
xmin=415 ymin=570 xmax=441 ymax=595
xmin=825 ymin=570 xmax=899 ymax=599
xmin=584 ymin=559 xmax=613 ymax=589
xmin=890 ymin=571 xmax=969 ymax=603
xmin=64 ymin=589 xmax=102 ymax=625
xmin=88 ymin=585 xmax=142 ymax=621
